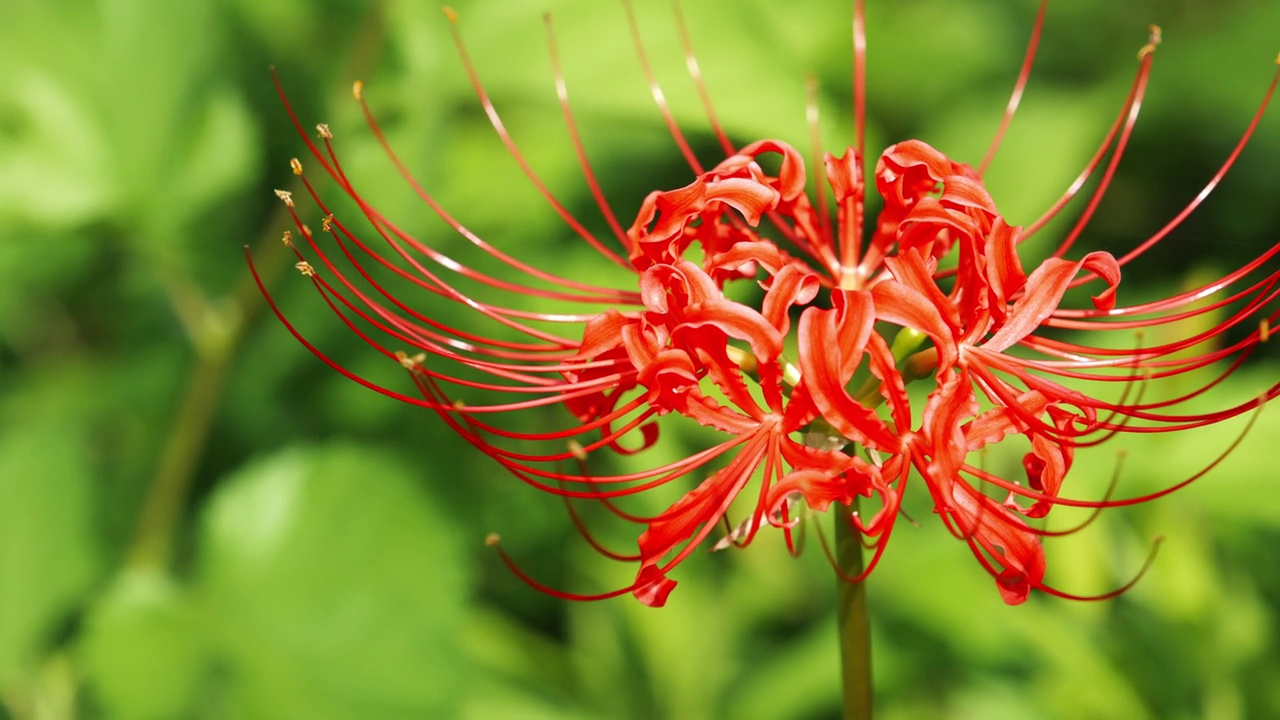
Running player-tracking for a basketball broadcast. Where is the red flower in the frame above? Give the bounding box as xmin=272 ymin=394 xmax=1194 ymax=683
xmin=255 ymin=3 xmax=1280 ymax=606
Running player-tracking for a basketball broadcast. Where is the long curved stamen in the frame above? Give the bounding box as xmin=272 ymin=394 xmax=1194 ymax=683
xmin=1070 ymin=58 xmax=1280 ymax=283
xmin=1030 ymin=452 xmax=1123 ymax=537
xmin=1015 ymin=30 xmax=1157 ymax=246
xmin=673 ymin=0 xmax=735 ymax=158
xmin=962 ymin=397 xmax=1265 ymax=511
xmin=1049 ymin=25 xmax=1162 ymax=260
xmin=978 ymin=0 xmax=1049 ymax=176
xmin=851 ymin=0 xmax=867 ymax=162
xmin=1035 ymin=536 xmax=1163 ymax=601
xmin=621 ymin=0 xmax=704 ymax=173
xmin=444 ymin=9 xmax=637 ymax=267
xmin=544 ymin=13 xmax=633 ymax=257
xmin=806 ymin=76 xmax=835 ymax=245
xmin=487 ymin=534 xmax=639 ymax=601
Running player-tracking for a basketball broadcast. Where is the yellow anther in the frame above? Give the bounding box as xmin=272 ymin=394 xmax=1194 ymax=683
xmin=452 ymin=399 xmax=466 ymax=410
xmin=1138 ymin=25 xmax=1162 ymax=60
xmin=274 ymin=189 xmax=294 ymax=207
xmin=568 ymin=439 xmax=587 ymax=461
xmin=395 ymin=350 xmax=426 ymax=369
xmin=352 ymin=81 xmax=363 ymax=101
xmin=295 ymin=261 xmax=316 ymax=277
xmin=442 ymin=6 xmax=458 ymax=23
xmin=316 ymin=123 xmax=332 ymax=139
xmin=1260 ymin=318 xmax=1271 ymax=342
xmin=321 ymin=214 xmax=334 ymax=233
xmin=290 ymin=157 xmax=303 ymax=175
xmin=281 ymin=230 xmax=293 ymax=247
xmin=484 ymin=533 xmax=501 ymax=547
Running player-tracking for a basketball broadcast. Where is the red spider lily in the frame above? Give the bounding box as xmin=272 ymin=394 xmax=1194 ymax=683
xmin=253 ymin=1 xmax=1280 ymax=607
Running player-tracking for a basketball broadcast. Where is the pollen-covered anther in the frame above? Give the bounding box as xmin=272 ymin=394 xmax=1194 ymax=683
xmin=295 ymin=261 xmax=316 ymax=277
xmin=352 ymin=81 xmax=363 ymax=101
xmin=1260 ymin=318 xmax=1271 ymax=343
xmin=281 ymin=230 xmax=293 ymax=247
xmin=316 ymin=123 xmax=333 ymax=139
xmin=568 ymin=439 xmax=587 ymax=461
xmin=395 ymin=350 xmax=426 ymax=370
xmin=452 ymin=399 xmax=466 ymax=411
xmin=484 ymin=532 xmax=501 ymax=547
xmin=290 ymin=158 xmax=303 ymax=175
xmin=1138 ymin=24 xmax=1162 ymax=59
xmin=321 ymin=214 xmax=335 ymax=233
xmin=273 ymin=189 xmax=294 ymax=207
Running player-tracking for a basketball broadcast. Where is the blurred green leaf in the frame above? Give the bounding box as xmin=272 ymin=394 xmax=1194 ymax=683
xmin=0 ymin=0 xmax=259 ymax=243
xmin=0 ymin=384 xmax=102 ymax=687
xmin=0 ymin=70 xmax=113 ymax=227
xmin=196 ymin=444 xmax=470 ymax=719
xmin=80 ymin=569 xmax=208 ymax=719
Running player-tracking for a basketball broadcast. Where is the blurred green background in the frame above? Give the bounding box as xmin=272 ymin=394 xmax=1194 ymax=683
xmin=2 ymin=0 xmax=1279 ymax=718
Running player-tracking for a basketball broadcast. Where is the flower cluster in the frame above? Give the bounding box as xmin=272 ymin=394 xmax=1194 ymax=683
xmin=256 ymin=3 xmax=1280 ymax=607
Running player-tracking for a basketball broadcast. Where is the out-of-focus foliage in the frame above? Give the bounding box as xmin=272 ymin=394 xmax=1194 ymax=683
xmin=0 ymin=0 xmax=1277 ymax=718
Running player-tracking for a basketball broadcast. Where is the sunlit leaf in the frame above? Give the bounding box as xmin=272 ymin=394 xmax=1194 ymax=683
xmin=0 ymin=389 xmax=102 ymax=686
xmin=80 ymin=569 xmax=208 ymax=718
xmin=197 ymin=444 xmax=470 ymax=718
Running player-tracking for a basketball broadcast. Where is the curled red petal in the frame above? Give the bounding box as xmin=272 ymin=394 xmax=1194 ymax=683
xmin=963 ymin=390 xmax=1051 ymax=448
xmin=824 ymin=149 xmax=863 ymax=204
xmin=761 ymin=264 xmax=822 ymax=338
xmin=576 ymin=309 xmax=636 ymax=358
xmin=939 ymin=174 xmax=999 ymax=222
xmin=871 ymin=278 xmax=959 ymax=373
xmin=796 ymin=292 xmax=901 ymax=450
xmin=948 ymin=482 xmax=1047 ymax=605
xmin=681 ymin=299 xmax=785 ymax=364
xmin=983 ymin=218 xmax=1027 ymax=309
xmin=984 ymin=251 xmax=1122 ymax=353
xmin=632 ymin=564 xmax=678 ymax=607
xmin=731 ymin=139 xmax=808 ymax=201
xmin=876 ymin=139 xmax=954 ymax=208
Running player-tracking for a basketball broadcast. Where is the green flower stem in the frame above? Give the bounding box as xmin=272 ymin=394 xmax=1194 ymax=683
xmin=836 ymin=500 xmax=873 ymax=720
xmin=124 ymin=8 xmax=391 ymax=571
xmin=126 ymin=228 xmax=289 ymax=570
